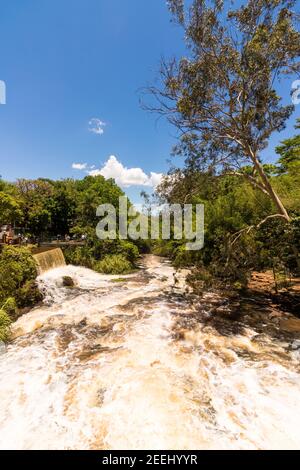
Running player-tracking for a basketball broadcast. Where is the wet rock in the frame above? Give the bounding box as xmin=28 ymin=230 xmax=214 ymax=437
xmin=291 ymin=339 xmax=300 ymax=350
xmin=62 ymin=276 xmax=75 ymax=287
xmin=56 ymin=325 xmax=76 ymax=351
xmin=172 ymin=329 xmax=186 ymax=341
xmin=269 ymin=310 xmax=284 ymax=320
xmin=96 ymin=388 xmax=106 ymax=406
xmin=179 ymin=345 xmax=194 ymax=354
xmin=150 ymin=360 xmax=161 ymax=366
xmin=280 ymin=318 xmax=300 ymax=333
xmin=214 ymin=306 xmax=230 ymax=315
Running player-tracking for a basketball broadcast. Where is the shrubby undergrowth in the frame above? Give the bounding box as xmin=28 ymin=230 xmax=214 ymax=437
xmin=63 ymin=238 xmax=139 ymax=274
xmin=94 ymin=254 xmax=132 ymax=275
xmin=0 ymin=246 xmax=42 ymax=341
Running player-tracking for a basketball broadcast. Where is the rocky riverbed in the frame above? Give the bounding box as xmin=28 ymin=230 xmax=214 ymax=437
xmin=0 ymin=256 xmax=299 ymax=450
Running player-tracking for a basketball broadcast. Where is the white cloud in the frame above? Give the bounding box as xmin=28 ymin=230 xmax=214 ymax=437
xmin=72 ymin=162 xmax=88 ymax=170
xmin=89 ymin=118 xmax=106 ymax=135
xmin=88 ymin=155 xmax=163 ymax=188
xmin=149 ymin=172 xmax=163 ymax=187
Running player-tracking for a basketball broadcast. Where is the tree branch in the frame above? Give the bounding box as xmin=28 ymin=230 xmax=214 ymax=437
xmin=230 ymin=214 xmax=287 ymax=246
xmin=223 ymin=171 xmax=269 ymax=195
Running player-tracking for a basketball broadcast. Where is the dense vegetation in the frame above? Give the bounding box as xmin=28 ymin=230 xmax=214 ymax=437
xmin=154 ymin=123 xmax=300 ymax=286
xmin=0 ymin=246 xmax=42 ymax=341
xmin=0 ymin=174 xmax=140 ymax=271
xmin=147 ymin=0 xmax=299 ymax=222
xmin=147 ymin=0 xmax=300 ymax=287
xmin=0 ymin=175 xmax=141 ymax=340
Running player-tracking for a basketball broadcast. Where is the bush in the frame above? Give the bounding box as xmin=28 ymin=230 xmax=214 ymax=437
xmin=91 ymin=239 xmax=139 ymax=264
xmin=15 ymin=280 xmax=43 ymax=309
xmin=116 ymin=240 xmax=139 ymax=263
xmin=173 ymin=245 xmax=194 ymax=268
xmin=63 ymin=246 xmax=94 ymax=268
xmin=0 ymin=308 xmax=12 ymax=342
xmin=94 ymin=254 xmax=132 ymax=275
xmin=63 ymin=239 xmax=139 ymax=271
xmin=1 ymin=297 xmax=17 ymax=316
xmin=152 ymin=240 xmax=177 ymax=257
xmin=0 ymin=247 xmax=42 ymax=331
xmin=0 ymin=246 xmax=37 ymax=305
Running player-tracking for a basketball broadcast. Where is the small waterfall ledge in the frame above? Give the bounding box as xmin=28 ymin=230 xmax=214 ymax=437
xmin=33 ymin=248 xmax=66 ymax=275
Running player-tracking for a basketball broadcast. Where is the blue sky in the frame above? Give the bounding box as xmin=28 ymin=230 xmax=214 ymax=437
xmin=0 ymin=0 xmax=299 ymax=204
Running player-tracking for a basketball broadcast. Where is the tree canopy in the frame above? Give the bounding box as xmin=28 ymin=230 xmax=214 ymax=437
xmin=145 ymin=0 xmax=300 ymax=222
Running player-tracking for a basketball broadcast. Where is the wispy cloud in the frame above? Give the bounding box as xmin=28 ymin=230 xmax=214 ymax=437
xmin=72 ymin=162 xmax=88 ymax=170
xmin=88 ymin=118 xmax=106 ymax=135
xmin=88 ymin=155 xmax=163 ymax=188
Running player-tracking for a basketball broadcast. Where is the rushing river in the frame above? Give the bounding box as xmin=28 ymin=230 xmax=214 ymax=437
xmin=0 ymin=255 xmax=299 ymax=450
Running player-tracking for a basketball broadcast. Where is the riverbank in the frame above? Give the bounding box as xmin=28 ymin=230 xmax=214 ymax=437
xmin=186 ymin=269 xmax=300 ymax=354
xmin=248 ymin=271 xmax=300 ymax=318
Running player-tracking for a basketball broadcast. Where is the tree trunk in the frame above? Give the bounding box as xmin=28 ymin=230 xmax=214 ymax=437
xmin=291 ymin=245 xmax=300 ymax=276
xmin=250 ymin=151 xmax=291 ymax=222
xmin=250 ymin=150 xmax=300 ymax=274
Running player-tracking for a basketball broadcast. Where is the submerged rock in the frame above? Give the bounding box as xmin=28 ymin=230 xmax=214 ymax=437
xmin=62 ymin=276 xmax=75 ymax=287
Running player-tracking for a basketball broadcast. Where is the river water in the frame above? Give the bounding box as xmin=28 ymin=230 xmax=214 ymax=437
xmin=0 ymin=255 xmax=299 ymax=450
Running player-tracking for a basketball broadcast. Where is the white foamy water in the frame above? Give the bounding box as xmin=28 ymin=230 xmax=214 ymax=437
xmin=0 ymin=256 xmax=299 ymax=450
xmin=38 ymin=265 xmax=136 ymax=304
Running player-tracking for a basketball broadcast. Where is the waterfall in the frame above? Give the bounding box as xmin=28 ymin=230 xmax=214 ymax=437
xmin=33 ymin=248 xmax=66 ymax=275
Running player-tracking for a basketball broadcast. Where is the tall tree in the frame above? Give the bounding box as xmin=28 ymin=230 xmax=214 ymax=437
xmin=0 ymin=192 xmax=22 ymax=224
xmin=145 ymin=0 xmax=300 ymax=223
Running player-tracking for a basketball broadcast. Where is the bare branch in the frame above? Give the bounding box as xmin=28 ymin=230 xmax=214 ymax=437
xmin=230 ymin=214 xmax=287 ymax=246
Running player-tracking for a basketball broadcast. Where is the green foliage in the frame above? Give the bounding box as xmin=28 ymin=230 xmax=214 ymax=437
xmin=0 ymin=175 xmax=125 ymax=239
xmin=0 ymin=246 xmax=37 ymax=305
xmin=0 ymin=174 xmax=144 ymax=334
xmin=273 ymin=119 xmax=300 ymax=214
xmin=117 ymin=241 xmax=139 ymax=263
xmin=73 ymin=176 xmax=124 ymax=229
xmin=16 ymin=280 xmax=43 ymax=308
xmin=0 ymin=247 xmax=41 ymax=328
xmin=152 ymin=240 xmax=180 ymax=257
xmin=63 ymin=239 xmax=139 ymax=272
xmin=0 ymin=174 xmax=142 ymax=278
xmin=0 ymin=191 xmax=22 ymax=223
xmin=94 ymin=255 xmax=132 ymax=275
xmin=149 ymin=0 xmax=299 ymax=222
xmin=163 ymin=0 xmax=299 ymax=161
xmin=0 ymin=297 xmax=16 ymax=342
xmin=276 ymin=119 xmax=300 ymax=174
xmin=1 ymin=297 xmax=17 ymax=317
xmin=0 ymin=308 xmax=11 ymax=343
xmin=63 ymin=246 xmax=95 ymax=269
xmin=156 ymin=132 xmax=300 ymax=284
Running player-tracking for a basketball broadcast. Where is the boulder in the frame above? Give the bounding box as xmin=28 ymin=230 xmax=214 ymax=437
xmin=62 ymin=276 xmax=75 ymax=287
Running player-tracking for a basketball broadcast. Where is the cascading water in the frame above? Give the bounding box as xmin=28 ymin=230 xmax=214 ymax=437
xmin=33 ymin=248 xmax=66 ymax=275
xmin=0 ymin=255 xmax=299 ymax=450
